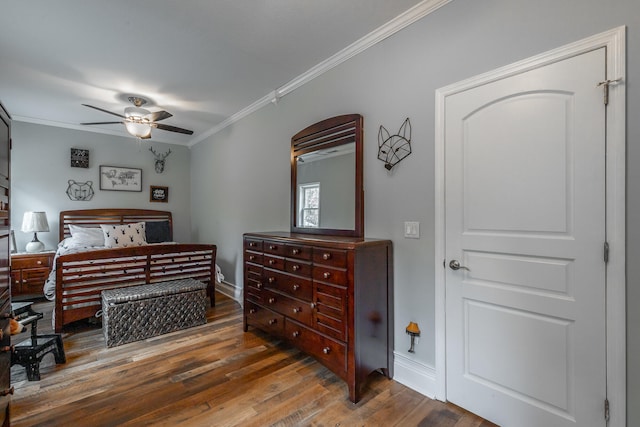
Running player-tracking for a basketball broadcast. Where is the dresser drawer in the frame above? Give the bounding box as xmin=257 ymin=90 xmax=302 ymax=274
xmin=245 ymin=302 xmax=284 ymax=336
xmin=264 ymin=254 xmax=284 ymax=270
xmin=263 ymin=269 xmax=312 ymax=301
xmin=263 ymin=241 xmax=286 ymax=256
xmin=12 ymin=254 xmax=52 ymax=269
xmin=244 ymin=251 xmax=263 ymax=265
xmin=284 ymin=258 xmax=311 ymax=276
xmin=285 ymin=244 xmax=312 ymax=261
xmin=312 ymin=265 xmax=347 ymax=286
xmin=285 ymin=320 xmax=347 ymax=377
xmin=312 ymin=248 xmax=347 ymax=268
xmin=245 ymin=262 xmax=262 ymax=278
xmin=244 ymin=239 xmax=263 ymax=252
xmin=262 ymin=289 xmax=312 ymax=327
xmin=245 ymin=277 xmax=264 ymax=304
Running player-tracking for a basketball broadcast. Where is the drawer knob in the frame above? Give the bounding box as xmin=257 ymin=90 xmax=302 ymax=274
xmin=293 ymin=307 xmax=301 ymax=314
xmin=310 ymin=302 xmax=316 ymax=309
xmin=268 ymin=277 xmax=275 ymax=284
xmin=292 ymin=265 xmax=299 ymax=271
xmin=37 ymin=261 xmax=42 ymax=265
xmin=268 ymin=297 xmax=275 ymax=304
xmin=322 ymin=347 xmax=331 ymax=355
xmin=269 ymin=245 xmax=277 ymax=250
xmin=323 ymin=272 xmax=331 ymax=279
xmin=249 ymin=255 xmax=256 ymax=261
xmin=249 ymin=242 xmax=257 ymax=247
xmin=268 ymin=319 xmax=277 ymax=325
xmin=268 ymin=259 xmax=276 ymax=265
xmin=0 ymin=387 xmax=13 ymax=397
xmin=256 ymin=283 xmax=263 ymax=289
xmin=292 ymin=249 xmax=300 ymax=255
xmin=249 ymin=308 xmax=256 ymax=314
xmin=292 ymin=284 xmax=300 ymax=291
xmin=292 ymin=331 xmax=300 ymax=338
xmin=322 ymin=253 xmax=331 ymax=260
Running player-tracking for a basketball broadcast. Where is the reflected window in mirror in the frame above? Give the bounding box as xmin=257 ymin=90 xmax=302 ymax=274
xmin=298 ymin=182 xmax=320 ymax=227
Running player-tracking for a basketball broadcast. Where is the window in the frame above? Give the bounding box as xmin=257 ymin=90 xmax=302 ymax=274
xmin=299 ymin=183 xmax=320 ymax=227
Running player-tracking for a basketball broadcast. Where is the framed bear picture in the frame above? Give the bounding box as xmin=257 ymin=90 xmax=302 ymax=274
xmin=150 ymin=185 xmax=168 ymax=203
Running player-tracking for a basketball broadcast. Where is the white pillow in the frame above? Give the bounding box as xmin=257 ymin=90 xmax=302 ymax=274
xmin=100 ymin=222 xmax=147 ymax=248
xmin=68 ymin=224 xmax=105 ymax=247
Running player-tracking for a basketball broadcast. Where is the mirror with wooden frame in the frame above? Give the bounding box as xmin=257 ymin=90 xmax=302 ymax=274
xmin=290 ymin=114 xmax=364 ymax=237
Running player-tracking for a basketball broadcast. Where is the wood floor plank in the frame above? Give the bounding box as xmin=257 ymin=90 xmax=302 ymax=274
xmin=10 ymin=294 xmax=495 ymax=426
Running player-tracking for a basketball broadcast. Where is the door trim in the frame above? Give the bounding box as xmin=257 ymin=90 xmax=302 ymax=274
xmin=434 ymin=26 xmax=626 ymax=426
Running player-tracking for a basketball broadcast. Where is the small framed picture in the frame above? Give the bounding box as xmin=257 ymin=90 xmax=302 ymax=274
xmin=150 ymin=185 xmax=168 ymax=203
xmin=71 ymin=148 xmax=90 ymax=168
xmin=99 ymin=165 xmax=142 ymax=192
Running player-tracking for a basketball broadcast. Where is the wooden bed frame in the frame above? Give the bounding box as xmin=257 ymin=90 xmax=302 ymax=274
xmin=53 ymin=209 xmax=217 ymax=333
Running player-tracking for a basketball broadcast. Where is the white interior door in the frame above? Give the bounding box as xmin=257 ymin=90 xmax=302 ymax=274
xmin=444 ymin=48 xmax=607 ymax=427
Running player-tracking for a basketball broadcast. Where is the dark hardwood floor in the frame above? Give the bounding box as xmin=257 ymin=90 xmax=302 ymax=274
xmin=10 ymin=294 xmax=496 ymax=426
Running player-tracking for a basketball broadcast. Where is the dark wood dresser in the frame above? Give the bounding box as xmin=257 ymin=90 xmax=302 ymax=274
xmin=243 ymin=231 xmax=393 ymax=403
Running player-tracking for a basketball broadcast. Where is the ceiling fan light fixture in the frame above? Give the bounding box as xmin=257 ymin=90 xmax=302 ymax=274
xmin=124 ymin=121 xmax=152 ymax=139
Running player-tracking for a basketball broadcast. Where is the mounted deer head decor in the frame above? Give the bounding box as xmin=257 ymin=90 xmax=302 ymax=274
xmin=149 ymin=147 xmax=172 ymax=173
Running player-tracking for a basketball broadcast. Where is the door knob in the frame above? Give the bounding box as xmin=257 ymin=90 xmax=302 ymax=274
xmin=449 ymin=260 xmax=469 ymax=271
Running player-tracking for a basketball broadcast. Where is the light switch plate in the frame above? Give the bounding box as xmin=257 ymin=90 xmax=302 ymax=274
xmin=404 ymin=221 xmax=420 ymax=239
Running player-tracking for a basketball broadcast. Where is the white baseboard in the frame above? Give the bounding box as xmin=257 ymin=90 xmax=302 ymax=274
xmin=216 ymin=280 xmax=242 ymax=305
xmin=393 ymin=352 xmax=437 ymax=400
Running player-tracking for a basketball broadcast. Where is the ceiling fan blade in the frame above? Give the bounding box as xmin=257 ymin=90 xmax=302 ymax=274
xmin=153 ymin=123 xmax=194 ymax=135
xmin=148 ymin=110 xmax=172 ymax=122
xmin=81 ymin=121 xmax=123 ymax=125
xmin=82 ymin=104 xmax=126 ymax=119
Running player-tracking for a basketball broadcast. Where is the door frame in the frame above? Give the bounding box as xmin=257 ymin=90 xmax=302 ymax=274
xmin=434 ymin=26 xmax=626 ymax=426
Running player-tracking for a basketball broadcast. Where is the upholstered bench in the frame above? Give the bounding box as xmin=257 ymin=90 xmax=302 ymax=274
xmin=101 ymin=278 xmax=207 ymax=348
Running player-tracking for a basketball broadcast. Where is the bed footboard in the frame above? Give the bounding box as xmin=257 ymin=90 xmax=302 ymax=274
xmin=54 ymin=244 xmax=216 ymax=332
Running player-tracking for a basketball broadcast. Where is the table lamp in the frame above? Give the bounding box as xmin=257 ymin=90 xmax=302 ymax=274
xmin=21 ymin=211 xmax=49 ymax=253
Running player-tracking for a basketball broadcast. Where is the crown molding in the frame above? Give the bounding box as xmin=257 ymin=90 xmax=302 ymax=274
xmin=189 ymin=0 xmax=451 ymax=147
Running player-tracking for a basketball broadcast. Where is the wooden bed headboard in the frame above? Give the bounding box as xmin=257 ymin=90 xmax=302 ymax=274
xmin=59 ymin=209 xmax=173 ymax=242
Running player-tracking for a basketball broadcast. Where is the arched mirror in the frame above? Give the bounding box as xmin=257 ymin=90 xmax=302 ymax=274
xmin=290 ymin=114 xmax=364 ymax=237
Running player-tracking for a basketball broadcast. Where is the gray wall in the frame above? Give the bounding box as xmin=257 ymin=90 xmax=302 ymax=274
xmin=11 ymin=122 xmax=192 ymax=250
xmin=189 ymin=0 xmax=640 ymax=423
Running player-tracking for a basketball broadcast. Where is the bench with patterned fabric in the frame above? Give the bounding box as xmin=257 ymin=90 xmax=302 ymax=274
xmin=101 ymin=278 xmax=207 ymax=348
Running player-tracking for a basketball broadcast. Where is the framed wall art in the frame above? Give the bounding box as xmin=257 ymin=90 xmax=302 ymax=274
xmin=99 ymin=165 xmax=142 ymax=192
xmin=71 ymin=148 xmax=90 ymax=168
xmin=150 ymin=185 xmax=168 ymax=203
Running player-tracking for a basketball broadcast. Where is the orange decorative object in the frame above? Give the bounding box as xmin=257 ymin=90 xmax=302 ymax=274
xmin=406 ymin=321 xmax=421 ymax=353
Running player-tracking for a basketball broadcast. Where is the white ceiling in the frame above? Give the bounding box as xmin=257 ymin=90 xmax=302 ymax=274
xmin=0 ymin=0 xmax=429 ymax=146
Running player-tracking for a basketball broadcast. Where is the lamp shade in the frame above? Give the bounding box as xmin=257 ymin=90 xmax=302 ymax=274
xmin=406 ymin=321 xmax=420 ymax=335
xmin=21 ymin=211 xmax=50 ymax=233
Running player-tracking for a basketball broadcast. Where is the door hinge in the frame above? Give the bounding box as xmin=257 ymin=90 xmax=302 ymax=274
xmin=604 ymin=398 xmax=610 ymax=422
xmin=604 ymin=242 xmax=609 ymax=263
xmin=597 ymin=78 xmax=622 ymax=105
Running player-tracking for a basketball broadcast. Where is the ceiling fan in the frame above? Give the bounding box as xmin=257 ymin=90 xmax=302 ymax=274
xmin=81 ymin=97 xmax=193 ymax=139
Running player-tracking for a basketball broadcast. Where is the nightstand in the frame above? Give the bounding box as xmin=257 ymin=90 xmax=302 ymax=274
xmin=10 ymin=251 xmax=56 ymax=300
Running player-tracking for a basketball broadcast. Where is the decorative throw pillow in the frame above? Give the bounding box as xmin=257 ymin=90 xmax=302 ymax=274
xmin=100 ymin=222 xmax=147 ymax=248
xmin=145 ymin=220 xmax=171 ymax=243
xmin=68 ymin=224 xmax=105 ymax=247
